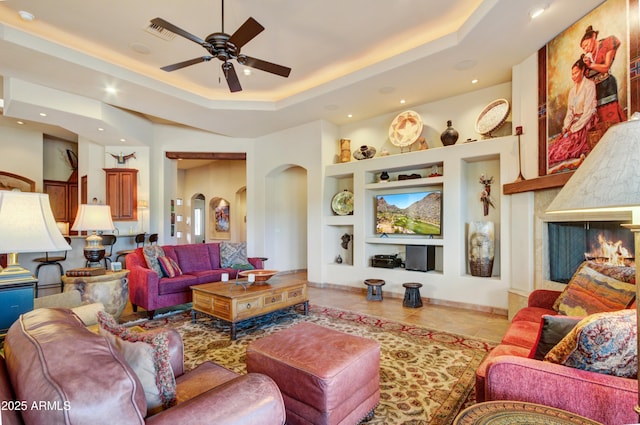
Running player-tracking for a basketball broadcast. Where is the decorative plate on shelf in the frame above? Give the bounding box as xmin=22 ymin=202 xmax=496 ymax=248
xmin=331 ymin=190 xmax=354 ymax=215
xmin=388 ymin=110 xmax=423 ymax=147
xmin=475 ymin=99 xmax=510 ymax=136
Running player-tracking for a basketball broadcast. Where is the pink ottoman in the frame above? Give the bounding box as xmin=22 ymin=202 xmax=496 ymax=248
xmin=246 ymin=322 xmax=380 ymax=425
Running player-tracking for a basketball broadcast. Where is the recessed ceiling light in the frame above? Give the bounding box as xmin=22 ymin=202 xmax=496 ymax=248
xmin=105 ymin=86 xmax=117 ymax=94
xmin=98 ymin=127 xmax=104 ymax=132
xmin=471 ymin=79 xmax=479 ymax=84
xmin=400 ymin=99 xmax=406 ymax=104
xmin=39 ymin=112 xmax=47 ymax=117
xmin=347 ymin=114 xmax=353 ymax=118
xmin=529 ymin=5 xmax=547 ymax=19
xmin=18 ymin=10 xmax=34 ymax=21
xmin=17 ymin=121 xmax=24 ymax=125
xmin=120 ymin=138 xmax=126 ymax=143
xmin=243 ymin=68 xmax=251 ymax=76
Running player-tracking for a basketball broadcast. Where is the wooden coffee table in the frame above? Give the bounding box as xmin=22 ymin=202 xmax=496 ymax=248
xmin=191 ymin=277 xmax=308 ymax=340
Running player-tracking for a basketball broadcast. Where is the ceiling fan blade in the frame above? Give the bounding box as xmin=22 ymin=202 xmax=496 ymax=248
xmin=228 ymin=17 xmax=265 ymax=49
xmin=222 ymin=62 xmax=242 ymax=92
xmin=151 ymin=18 xmax=208 ymax=46
xmin=241 ymin=56 xmax=291 ymax=78
xmin=161 ymin=57 xmax=212 ymax=72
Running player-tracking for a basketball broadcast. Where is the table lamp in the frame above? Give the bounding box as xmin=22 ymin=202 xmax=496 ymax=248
xmin=0 ymin=191 xmax=72 ymax=283
xmin=545 ymin=114 xmax=640 ymax=420
xmin=71 ymin=204 xmax=115 ymax=268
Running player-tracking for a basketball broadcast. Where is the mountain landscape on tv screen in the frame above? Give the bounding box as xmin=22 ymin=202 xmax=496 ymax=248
xmin=376 ymin=192 xmax=441 ymax=235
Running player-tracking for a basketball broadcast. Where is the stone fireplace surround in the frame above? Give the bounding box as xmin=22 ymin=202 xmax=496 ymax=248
xmin=507 ymin=187 xmax=634 ymax=319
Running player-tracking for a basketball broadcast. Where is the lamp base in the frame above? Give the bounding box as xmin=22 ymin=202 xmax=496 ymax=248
xmin=83 ymin=232 xmax=105 ymax=269
xmin=0 ymin=253 xmax=37 ymax=284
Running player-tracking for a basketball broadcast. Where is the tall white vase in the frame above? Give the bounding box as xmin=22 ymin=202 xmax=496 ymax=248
xmin=468 ymin=221 xmax=495 ymax=277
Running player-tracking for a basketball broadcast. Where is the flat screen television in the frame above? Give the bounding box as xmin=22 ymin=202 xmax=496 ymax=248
xmin=375 ymin=190 xmax=442 ymax=236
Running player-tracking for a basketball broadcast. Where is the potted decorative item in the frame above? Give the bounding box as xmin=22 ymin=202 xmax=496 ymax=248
xmin=353 ymin=145 xmax=376 ymax=160
xmin=468 ymin=221 xmax=495 ymax=277
xmin=440 ymin=120 xmax=459 ymax=146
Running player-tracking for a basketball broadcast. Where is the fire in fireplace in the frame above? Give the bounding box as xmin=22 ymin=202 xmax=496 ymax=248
xmin=548 ymin=221 xmax=635 ymax=283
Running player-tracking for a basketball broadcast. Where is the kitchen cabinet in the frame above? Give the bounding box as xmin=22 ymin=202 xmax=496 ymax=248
xmin=104 ymin=168 xmax=138 ymax=221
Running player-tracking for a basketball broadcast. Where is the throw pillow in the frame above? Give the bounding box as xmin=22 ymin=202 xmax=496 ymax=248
xmin=157 ymin=256 xmax=183 ymax=278
xmin=97 ymin=311 xmax=176 ymax=413
xmin=529 ymin=315 xmax=582 ymax=360
xmin=220 ymin=241 xmax=248 ymax=268
xmin=553 ymin=262 xmax=636 ymax=316
xmin=231 ymin=263 xmax=255 ymax=270
xmin=143 ymin=245 xmax=166 ymax=278
xmin=586 ymin=260 xmax=635 ymax=285
xmin=544 ymin=309 xmax=637 ymax=378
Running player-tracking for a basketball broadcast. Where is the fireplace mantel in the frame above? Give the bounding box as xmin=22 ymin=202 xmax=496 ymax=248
xmin=502 ymin=172 xmax=573 ymax=195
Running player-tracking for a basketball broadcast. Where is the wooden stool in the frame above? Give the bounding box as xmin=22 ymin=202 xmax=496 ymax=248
xmin=364 ymin=279 xmax=385 ymax=301
xmin=402 ymin=282 xmax=423 ymax=308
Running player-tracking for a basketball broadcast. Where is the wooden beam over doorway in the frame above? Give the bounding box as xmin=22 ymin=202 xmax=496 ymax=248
xmin=165 ymin=152 xmax=246 ymax=160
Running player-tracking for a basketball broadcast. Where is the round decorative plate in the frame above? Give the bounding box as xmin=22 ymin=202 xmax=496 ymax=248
xmin=331 ymin=190 xmax=354 ymax=215
xmin=475 ymin=99 xmax=510 ymax=136
xmin=389 ymin=110 xmax=423 ymax=147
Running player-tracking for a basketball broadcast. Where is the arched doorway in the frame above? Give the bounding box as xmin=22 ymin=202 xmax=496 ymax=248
xmin=265 ymin=165 xmax=307 ymax=271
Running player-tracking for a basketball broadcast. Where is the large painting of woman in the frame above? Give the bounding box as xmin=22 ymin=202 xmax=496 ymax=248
xmin=543 ymin=0 xmax=628 ymax=175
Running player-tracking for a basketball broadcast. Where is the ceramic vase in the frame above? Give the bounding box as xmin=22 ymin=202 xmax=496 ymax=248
xmin=353 ymin=145 xmax=376 ymax=160
xmin=468 ymin=221 xmax=494 ymax=277
xmin=339 ymin=138 xmax=351 ymax=163
xmin=440 ymin=120 xmax=459 ymax=146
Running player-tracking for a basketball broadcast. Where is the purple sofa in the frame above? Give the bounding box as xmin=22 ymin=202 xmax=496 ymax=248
xmin=1 ymin=308 xmax=285 ymax=425
xmin=127 ymin=243 xmax=264 ymax=317
xmin=476 ymin=289 xmax=637 ymax=425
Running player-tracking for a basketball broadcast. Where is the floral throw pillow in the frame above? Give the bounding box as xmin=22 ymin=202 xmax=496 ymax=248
xmin=143 ymin=245 xmax=166 ymax=277
xmin=544 ymin=309 xmax=637 ymax=378
xmin=97 ymin=311 xmax=176 ymax=413
xmin=220 ymin=241 xmax=248 ymax=268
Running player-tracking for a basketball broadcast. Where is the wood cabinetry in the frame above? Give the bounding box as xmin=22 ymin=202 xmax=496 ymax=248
xmin=104 ymin=168 xmax=138 ymax=221
xmin=44 ymin=179 xmax=78 ymax=223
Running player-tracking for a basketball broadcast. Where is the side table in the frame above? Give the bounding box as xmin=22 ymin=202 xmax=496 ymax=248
xmin=454 ymin=401 xmax=603 ymax=425
xmin=62 ymin=270 xmax=129 ymax=320
xmin=0 ymin=280 xmax=35 ymax=334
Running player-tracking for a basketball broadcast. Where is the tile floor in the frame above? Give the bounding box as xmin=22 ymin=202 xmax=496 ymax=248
xmin=117 ymin=270 xmax=510 ymax=343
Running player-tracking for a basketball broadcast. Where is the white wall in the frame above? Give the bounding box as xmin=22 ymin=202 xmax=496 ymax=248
xmin=0 ymin=127 xmax=43 ymax=190
xmin=254 ymin=120 xmax=332 ymax=281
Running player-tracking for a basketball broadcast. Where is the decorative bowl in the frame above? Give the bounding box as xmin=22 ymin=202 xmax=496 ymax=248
xmin=238 ymin=269 xmax=278 ymax=283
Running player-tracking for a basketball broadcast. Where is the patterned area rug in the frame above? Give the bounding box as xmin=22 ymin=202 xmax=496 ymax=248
xmin=135 ymin=305 xmax=495 ymax=425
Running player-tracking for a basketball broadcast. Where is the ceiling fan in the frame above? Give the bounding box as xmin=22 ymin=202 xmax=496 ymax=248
xmin=151 ymin=1 xmax=291 ymax=92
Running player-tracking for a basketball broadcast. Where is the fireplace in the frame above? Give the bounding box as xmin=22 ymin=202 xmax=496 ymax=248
xmin=548 ymin=221 xmax=635 ymax=283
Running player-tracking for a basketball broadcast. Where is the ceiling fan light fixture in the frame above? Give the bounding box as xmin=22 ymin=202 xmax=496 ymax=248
xmin=150 ymin=5 xmax=291 ymax=93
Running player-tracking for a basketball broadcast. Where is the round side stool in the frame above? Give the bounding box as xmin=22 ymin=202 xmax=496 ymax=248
xmin=402 ymin=282 xmax=423 ymax=308
xmin=364 ymin=279 xmax=385 ymax=301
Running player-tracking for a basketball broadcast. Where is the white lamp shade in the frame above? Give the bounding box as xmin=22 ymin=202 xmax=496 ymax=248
xmin=546 ymin=117 xmax=640 ymax=218
xmin=0 ymin=191 xmax=72 ymax=254
xmin=72 ymin=204 xmax=115 ymax=232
